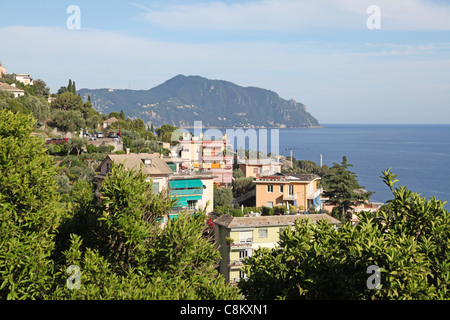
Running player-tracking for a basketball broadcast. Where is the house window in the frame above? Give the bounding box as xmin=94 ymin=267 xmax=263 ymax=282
xmin=289 ymin=185 xmax=294 ymax=196
xmin=279 ymin=185 xmax=284 ymax=193
xmin=259 ymin=228 xmax=268 ymax=238
xmin=239 ymin=249 xmax=248 ymax=260
xmin=187 ymin=200 xmax=197 ymax=210
xmin=267 ymin=185 xmax=273 ymax=193
xmin=239 ymin=230 xmax=253 ymax=243
xmin=239 ymin=270 xmax=248 ymax=280
xmin=266 ymin=201 xmax=273 ymax=208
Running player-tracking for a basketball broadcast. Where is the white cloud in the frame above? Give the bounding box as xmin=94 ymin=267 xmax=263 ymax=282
xmin=136 ymin=0 xmax=450 ymax=31
xmin=0 ymin=25 xmax=449 ymax=123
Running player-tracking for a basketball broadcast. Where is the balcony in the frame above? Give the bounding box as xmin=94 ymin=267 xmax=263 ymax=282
xmin=283 ymin=193 xmax=297 ymax=201
xmin=307 ymin=188 xmax=323 ymax=200
xmin=169 ymin=188 xmax=203 ymax=196
xmin=229 ymin=259 xmax=245 ymax=269
xmin=230 ymin=239 xmax=252 ymax=249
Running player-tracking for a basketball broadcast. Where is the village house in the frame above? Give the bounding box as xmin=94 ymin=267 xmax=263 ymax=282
xmin=175 ymin=132 xmax=233 ymax=186
xmin=102 ymin=117 xmax=119 ymax=129
xmin=14 ymin=73 xmax=34 ymax=86
xmin=214 ymin=213 xmax=341 ymax=284
xmin=0 ymin=62 xmax=6 ymax=76
xmin=95 ymin=153 xmax=173 ymax=194
xmin=169 ymin=172 xmax=215 ymax=215
xmin=254 ymin=173 xmax=323 ymax=212
xmin=323 ymin=200 xmax=383 ymax=225
xmin=95 ymin=152 xmax=215 ymax=226
xmin=236 ymin=157 xmax=282 ymax=178
xmin=0 ymin=82 xmax=25 ymax=98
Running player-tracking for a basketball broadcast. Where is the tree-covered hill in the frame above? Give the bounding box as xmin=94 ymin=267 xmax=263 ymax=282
xmin=78 ymin=75 xmax=321 ymax=128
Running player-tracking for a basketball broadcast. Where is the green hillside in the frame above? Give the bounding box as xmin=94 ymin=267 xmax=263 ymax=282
xmin=78 ymin=75 xmax=321 ymax=128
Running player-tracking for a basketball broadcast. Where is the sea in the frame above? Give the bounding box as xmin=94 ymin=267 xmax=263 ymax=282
xmin=277 ymin=124 xmax=450 ymax=208
xmin=187 ymin=123 xmax=450 ymax=208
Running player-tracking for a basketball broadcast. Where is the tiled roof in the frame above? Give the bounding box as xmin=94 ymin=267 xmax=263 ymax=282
xmin=106 ymin=153 xmax=173 ymax=175
xmin=103 ymin=117 xmax=119 ymax=123
xmin=255 ymin=173 xmax=320 ymax=182
xmin=214 ymin=213 xmax=340 ymax=228
xmin=0 ymin=82 xmax=25 ymax=92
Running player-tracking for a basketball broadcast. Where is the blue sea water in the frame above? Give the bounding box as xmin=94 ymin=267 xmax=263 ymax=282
xmin=277 ymin=124 xmax=450 ymax=208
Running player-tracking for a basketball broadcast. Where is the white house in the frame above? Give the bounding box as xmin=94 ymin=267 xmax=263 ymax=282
xmin=14 ymin=74 xmax=34 ymax=86
xmin=0 ymin=82 xmax=25 ymax=98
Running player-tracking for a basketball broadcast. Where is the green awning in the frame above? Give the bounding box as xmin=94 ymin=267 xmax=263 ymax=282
xmin=169 ymin=179 xmax=203 ymax=189
xmin=186 ymin=195 xmax=202 ymax=201
xmin=173 ymin=196 xmax=188 ymax=207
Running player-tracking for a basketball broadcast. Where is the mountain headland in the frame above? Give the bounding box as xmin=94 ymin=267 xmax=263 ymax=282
xmin=78 ymin=75 xmax=321 ymax=129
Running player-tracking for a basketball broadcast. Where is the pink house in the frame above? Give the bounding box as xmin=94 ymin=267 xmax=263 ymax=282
xmin=176 ymin=133 xmax=233 ymax=186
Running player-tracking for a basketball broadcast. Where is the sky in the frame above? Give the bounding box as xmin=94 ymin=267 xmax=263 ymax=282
xmin=0 ymin=0 xmax=449 ymax=124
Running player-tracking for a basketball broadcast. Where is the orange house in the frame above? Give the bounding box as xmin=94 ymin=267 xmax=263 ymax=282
xmin=255 ymin=173 xmax=322 ymax=211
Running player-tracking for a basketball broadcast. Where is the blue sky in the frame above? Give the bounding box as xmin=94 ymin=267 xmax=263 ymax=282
xmin=0 ymin=0 xmax=449 ymax=124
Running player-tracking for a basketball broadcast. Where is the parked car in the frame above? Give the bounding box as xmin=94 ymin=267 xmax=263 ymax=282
xmin=95 ymin=132 xmax=104 ymax=138
xmin=45 ymin=138 xmax=69 ymax=145
xmin=84 ymin=133 xmax=96 ymax=141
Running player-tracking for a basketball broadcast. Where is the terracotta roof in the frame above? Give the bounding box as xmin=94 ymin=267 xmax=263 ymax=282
xmin=0 ymin=82 xmax=25 ymax=92
xmin=214 ymin=213 xmax=340 ymax=228
xmin=103 ymin=117 xmax=119 ymax=124
xmin=255 ymin=173 xmax=320 ymax=183
xmin=104 ymin=153 xmax=173 ymax=176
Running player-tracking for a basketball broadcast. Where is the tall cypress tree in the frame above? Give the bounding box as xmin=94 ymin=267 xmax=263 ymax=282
xmin=72 ymin=81 xmax=76 ymax=94
xmin=67 ymin=79 xmax=73 ymax=93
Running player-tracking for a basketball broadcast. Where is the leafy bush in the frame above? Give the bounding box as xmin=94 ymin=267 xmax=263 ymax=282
xmin=273 ymin=206 xmax=288 ymax=215
xmin=261 ymin=206 xmax=274 ymax=216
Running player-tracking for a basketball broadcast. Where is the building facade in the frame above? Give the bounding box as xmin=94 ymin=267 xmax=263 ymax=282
xmin=214 ymin=214 xmax=341 ymax=284
xmin=0 ymin=82 xmax=25 ymax=98
xmin=236 ymin=158 xmax=281 ymax=178
xmin=169 ymin=173 xmax=215 ymax=215
xmin=174 ymin=132 xmax=233 ymax=186
xmin=14 ymin=74 xmax=33 ymax=86
xmin=254 ymin=173 xmax=323 ymax=211
xmin=96 ymin=153 xmax=173 ymax=194
xmin=0 ymin=62 xmax=6 ymax=76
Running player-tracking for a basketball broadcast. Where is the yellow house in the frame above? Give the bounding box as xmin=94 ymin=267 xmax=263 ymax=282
xmin=237 ymin=158 xmax=281 ymax=178
xmin=255 ymin=173 xmax=323 ymax=211
xmin=214 ymin=214 xmax=341 ymax=284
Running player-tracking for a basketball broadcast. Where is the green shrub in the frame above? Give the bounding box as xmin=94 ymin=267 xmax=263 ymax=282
xmin=261 ymin=206 xmax=274 ymax=216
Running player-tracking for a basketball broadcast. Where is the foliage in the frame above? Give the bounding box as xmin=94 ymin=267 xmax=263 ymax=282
xmin=50 ymin=163 xmax=239 ymax=300
xmin=273 ymin=206 xmax=288 ymax=215
xmin=155 ymin=124 xmax=178 ymax=144
xmin=261 ymin=206 xmax=274 ymax=216
xmin=51 ymin=92 xmax=83 ymax=111
xmin=0 ymin=110 xmax=64 ymax=299
xmin=232 ymin=176 xmax=255 ymax=198
xmin=239 ymin=170 xmax=450 ymax=300
xmin=49 ymin=109 xmax=86 ymax=132
xmin=214 ymin=186 xmax=233 ymax=207
xmin=322 ymin=156 xmax=372 ymax=221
